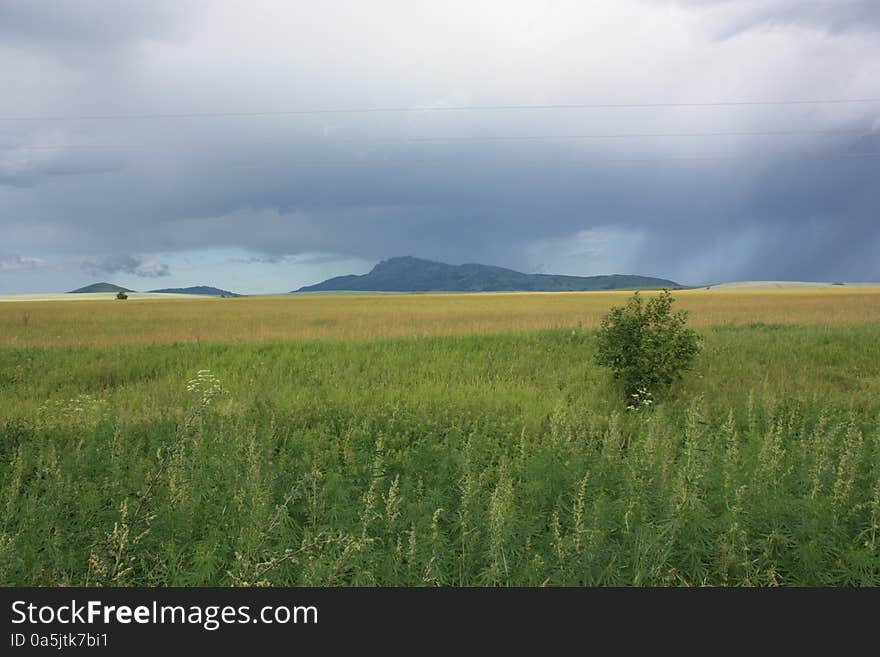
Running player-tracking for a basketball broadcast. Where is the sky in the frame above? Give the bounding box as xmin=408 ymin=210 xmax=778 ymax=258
xmin=1 ymin=0 xmax=878 ymax=294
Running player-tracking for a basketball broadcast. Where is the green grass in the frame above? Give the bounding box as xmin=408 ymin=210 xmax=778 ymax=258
xmin=1 ymin=324 xmax=879 ymax=585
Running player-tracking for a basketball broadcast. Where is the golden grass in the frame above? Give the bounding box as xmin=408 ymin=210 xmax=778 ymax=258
xmin=0 ymin=292 xmax=203 ymax=303
xmin=2 ymin=287 xmax=880 ymax=348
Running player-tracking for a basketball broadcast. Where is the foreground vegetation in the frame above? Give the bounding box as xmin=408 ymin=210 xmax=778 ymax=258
xmin=2 ymin=317 xmax=879 ymax=585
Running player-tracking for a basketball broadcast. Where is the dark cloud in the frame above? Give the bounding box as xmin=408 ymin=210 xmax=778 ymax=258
xmin=224 ymin=254 xmax=292 ymax=265
xmin=82 ymin=255 xmax=171 ymax=278
xmin=0 ymin=255 xmax=48 ymax=271
xmin=24 ymin=130 xmax=875 ymax=284
xmin=1 ymin=1 xmax=878 ymax=291
xmin=225 ymin=253 xmax=351 ymax=266
xmin=0 ymin=149 xmax=121 ymax=188
xmin=664 ymin=1 xmax=880 ymax=38
xmin=0 ymin=0 xmax=191 ymax=49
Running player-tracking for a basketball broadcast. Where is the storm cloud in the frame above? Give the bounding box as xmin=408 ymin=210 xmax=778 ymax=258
xmin=0 ymin=255 xmax=48 ymax=271
xmin=666 ymin=0 xmax=880 ymax=37
xmin=1 ymin=0 xmax=878 ymax=293
xmin=81 ymin=254 xmax=171 ymax=278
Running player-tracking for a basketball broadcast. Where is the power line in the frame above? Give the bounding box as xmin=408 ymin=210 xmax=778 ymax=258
xmin=1 ymin=98 xmax=879 ymax=122
xmin=603 ymin=151 xmax=880 ymax=163
xmin=228 ymin=151 xmax=880 ymax=169
xmin=3 ymin=127 xmax=870 ymax=152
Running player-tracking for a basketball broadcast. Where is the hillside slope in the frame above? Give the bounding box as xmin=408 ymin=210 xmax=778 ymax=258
xmin=295 ymin=256 xmax=679 ymax=293
xmin=68 ymin=282 xmax=134 ymax=294
xmin=149 ymin=286 xmax=240 ymax=297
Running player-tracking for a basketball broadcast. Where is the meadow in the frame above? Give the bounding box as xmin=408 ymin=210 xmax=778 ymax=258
xmin=2 ymin=287 xmax=880 ymax=347
xmin=1 ymin=289 xmax=879 ymax=585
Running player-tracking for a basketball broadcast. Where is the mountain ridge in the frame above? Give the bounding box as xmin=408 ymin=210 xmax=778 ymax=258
xmin=148 ymin=286 xmax=240 ymax=297
xmin=295 ymin=256 xmax=679 ymax=293
xmin=68 ymin=282 xmax=134 ymax=294
xmin=69 ymin=283 xmax=240 ymax=296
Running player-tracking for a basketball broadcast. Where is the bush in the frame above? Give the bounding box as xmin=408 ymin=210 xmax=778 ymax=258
xmin=116 ymin=291 xmax=128 ymax=300
xmin=595 ymin=290 xmax=700 ymax=403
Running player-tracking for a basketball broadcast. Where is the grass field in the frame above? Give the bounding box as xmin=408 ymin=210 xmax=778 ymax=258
xmin=0 ymin=292 xmax=205 ymax=304
xmin=1 ymin=289 xmax=879 ymax=585
xmin=2 ymin=287 xmax=880 ymax=347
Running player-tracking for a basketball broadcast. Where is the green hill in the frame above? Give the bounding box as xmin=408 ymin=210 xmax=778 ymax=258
xmin=295 ymin=256 xmax=679 ymax=293
xmin=68 ymin=282 xmax=135 ymax=294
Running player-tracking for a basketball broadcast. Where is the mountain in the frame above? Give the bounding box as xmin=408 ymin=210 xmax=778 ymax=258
xmin=295 ymin=256 xmax=679 ymax=293
xmin=68 ymin=282 xmax=134 ymax=294
xmin=148 ymin=286 xmax=241 ymax=297
xmin=69 ymin=283 xmax=240 ymax=296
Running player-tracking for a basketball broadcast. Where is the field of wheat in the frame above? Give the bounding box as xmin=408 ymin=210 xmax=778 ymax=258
xmin=2 ymin=287 xmax=880 ymax=347
xmin=1 ymin=289 xmax=879 ymax=585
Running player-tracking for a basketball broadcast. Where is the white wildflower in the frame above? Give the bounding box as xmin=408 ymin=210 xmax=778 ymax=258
xmin=185 ymin=369 xmax=224 ymax=407
xmin=626 ymin=388 xmax=654 ymax=411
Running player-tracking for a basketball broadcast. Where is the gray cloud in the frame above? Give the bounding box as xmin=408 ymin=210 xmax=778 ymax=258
xmin=224 ymin=253 xmax=351 ymax=266
xmin=663 ymin=0 xmax=880 ymax=38
xmin=1 ymin=0 xmax=879 ymax=292
xmin=0 ymin=148 xmax=121 ymax=188
xmin=567 ymin=249 xmax=606 ymax=260
xmin=224 ymin=254 xmax=292 ymax=266
xmin=81 ymin=255 xmax=171 ymax=278
xmin=0 ymin=255 xmax=48 ymax=271
xmin=0 ymin=0 xmax=191 ymax=49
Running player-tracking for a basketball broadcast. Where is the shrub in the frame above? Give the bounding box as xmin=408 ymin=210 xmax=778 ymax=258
xmin=116 ymin=291 xmax=128 ymax=300
xmin=595 ymin=290 xmax=700 ymax=402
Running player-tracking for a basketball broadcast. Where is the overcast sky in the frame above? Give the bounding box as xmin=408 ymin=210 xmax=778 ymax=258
xmin=1 ymin=0 xmax=878 ymax=293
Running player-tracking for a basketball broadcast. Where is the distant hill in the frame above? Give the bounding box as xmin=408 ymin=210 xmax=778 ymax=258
xmin=295 ymin=256 xmax=679 ymax=293
xmin=68 ymin=282 xmax=134 ymax=294
xmin=69 ymin=283 xmax=240 ymax=296
xmin=149 ymin=286 xmax=241 ymax=297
